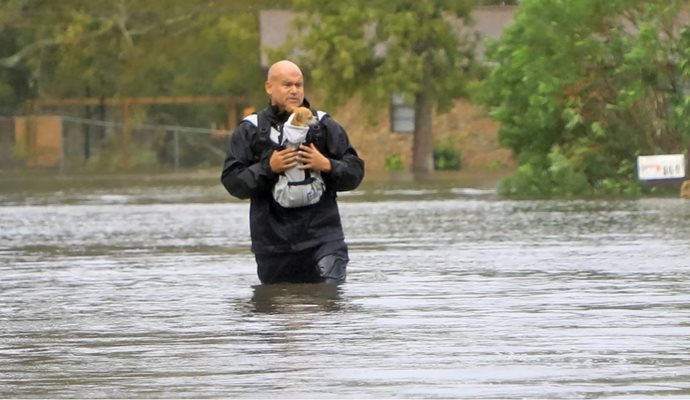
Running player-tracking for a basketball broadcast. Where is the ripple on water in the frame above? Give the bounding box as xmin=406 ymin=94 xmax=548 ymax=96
xmin=1 ymin=195 xmax=690 ymax=398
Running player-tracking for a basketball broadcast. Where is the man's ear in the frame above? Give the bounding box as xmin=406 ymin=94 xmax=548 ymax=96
xmin=264 ymin=80 xmax=272 ymax=96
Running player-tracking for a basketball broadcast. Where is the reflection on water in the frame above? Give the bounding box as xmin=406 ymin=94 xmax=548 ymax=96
xmin=250 ymin=283 xmax=344 ymax=314
xmin=1 ymin=176 xmax=690 ymax=398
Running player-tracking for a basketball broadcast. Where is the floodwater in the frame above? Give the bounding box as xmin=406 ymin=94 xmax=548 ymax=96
xmin=1 ymin=174 xmax=689 ymax=398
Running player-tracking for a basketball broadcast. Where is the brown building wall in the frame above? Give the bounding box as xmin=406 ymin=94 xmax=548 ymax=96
xmin=433 ymin=99 xmax=514 ymax=171
xmin=328 ymin=98 xmax=514 ymax=174
xmin=330 ymin=97 xmax=412 ymax=173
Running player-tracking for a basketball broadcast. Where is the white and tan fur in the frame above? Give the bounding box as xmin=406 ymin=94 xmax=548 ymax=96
xmin=290 ymin=107 xmax=315 ymax=127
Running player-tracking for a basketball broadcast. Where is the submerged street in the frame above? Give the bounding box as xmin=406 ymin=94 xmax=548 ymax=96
xmin=1 ymin=176 xmax=689 ymax=398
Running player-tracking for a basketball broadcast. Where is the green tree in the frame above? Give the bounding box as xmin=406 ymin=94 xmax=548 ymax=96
xmin=476 ymin=0 xmax=690 ymax=197
xmin=0 ymin=0 xmax=289 ymax=121
xmin=278 ymin=0 xmax=480 ymax=174
xmin=0 ymin=27 xmax=31 ymax=114
xmin=0 ymin=0 xmax=295 ymax=170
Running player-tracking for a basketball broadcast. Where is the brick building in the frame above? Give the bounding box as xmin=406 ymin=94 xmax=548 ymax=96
xmin=258 ymin=6 xmax=517 ymax=173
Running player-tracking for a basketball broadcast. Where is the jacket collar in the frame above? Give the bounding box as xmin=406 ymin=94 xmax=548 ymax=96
xmin=265 ymin=98 xmax=312 ymax=124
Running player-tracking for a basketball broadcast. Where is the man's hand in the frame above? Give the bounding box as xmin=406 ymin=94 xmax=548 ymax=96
xmin=269 ymin=148 xmax=298 ymax=173
xmin=297 ymin=143 xmax=332 ymax=173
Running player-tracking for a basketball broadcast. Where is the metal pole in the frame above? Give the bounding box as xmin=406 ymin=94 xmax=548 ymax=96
xmin=60 ymin=117 xmax=65 ymax=173
xmin=122 ymin=103 xmax=131 ymax=168
xmin=173 ymin=129 xmax=180 ymax=170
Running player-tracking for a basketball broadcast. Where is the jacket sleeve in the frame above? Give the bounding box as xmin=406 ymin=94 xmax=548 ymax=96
xmin=220 ymin=122 xmax=277 ymax=199
xmin=322 ymin=117 xmax=365 ymax=192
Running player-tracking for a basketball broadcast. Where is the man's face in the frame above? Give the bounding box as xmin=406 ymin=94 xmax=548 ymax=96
xmin=266 ymin=66 xmax=304 ymax=112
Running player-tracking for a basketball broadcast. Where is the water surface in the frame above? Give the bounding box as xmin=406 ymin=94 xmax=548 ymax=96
xmin=1 ymin=175 xmax=689 ymax=398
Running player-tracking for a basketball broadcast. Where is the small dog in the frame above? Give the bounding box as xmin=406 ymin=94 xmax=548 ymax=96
xmin=290 ymin=107 xmax=315 ymax=127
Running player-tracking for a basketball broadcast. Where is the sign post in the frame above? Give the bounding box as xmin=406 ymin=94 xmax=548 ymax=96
xmin=636 ymin=154 xmax=686 ymax=181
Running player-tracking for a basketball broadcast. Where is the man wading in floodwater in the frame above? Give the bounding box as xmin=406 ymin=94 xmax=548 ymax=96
xmin=220 ymin=60 xmax=364 ymax=284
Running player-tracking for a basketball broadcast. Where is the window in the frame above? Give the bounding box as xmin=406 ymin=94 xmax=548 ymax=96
xmin=391 ymin=94 xmax=415 ymax=133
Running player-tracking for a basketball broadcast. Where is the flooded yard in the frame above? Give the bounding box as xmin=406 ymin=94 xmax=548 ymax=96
xmin=1 ymin=173 xmax=689 ymax=398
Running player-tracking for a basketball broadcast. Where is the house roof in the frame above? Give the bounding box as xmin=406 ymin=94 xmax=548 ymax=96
xmin=259 ymin=6 xmax=517 ymax=67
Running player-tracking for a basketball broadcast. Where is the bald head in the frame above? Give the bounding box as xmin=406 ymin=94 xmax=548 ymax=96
xmin=267 ymin=60 xmax=302 ymax=81
xmin=265 ymin=60 xmax=305 ymax=112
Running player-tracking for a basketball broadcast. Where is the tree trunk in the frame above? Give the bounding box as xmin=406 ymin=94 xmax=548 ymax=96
xmin=412 ymin=90 xmax=434 ymax=174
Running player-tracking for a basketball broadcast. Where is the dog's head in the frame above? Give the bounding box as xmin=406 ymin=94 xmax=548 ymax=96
xmin=291 ymin=107 xmax=315 ymax=127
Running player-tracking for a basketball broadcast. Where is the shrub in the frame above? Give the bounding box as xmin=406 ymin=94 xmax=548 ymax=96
xmin=433 ymin=144 xmax=462 ymax=171
xmin=384 ymin=153 xmax=404 ymax=171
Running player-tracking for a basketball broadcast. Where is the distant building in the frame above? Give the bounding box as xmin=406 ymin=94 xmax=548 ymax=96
xmin=259 ymin=7 xmax=516 ymax=67
xmin=257 ymin=6 xmax=517 ymax=173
